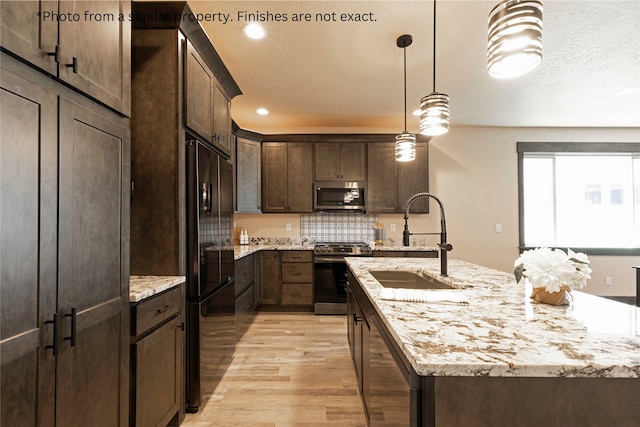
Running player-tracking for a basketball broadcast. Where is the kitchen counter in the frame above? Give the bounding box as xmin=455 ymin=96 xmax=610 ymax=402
xmin=346 ymin=257 xmax=640 ymax=378
xmin=233 ymin=243 xmax=440 ymax=260
xmin=129 ymin=276 xmax=186 ymax=302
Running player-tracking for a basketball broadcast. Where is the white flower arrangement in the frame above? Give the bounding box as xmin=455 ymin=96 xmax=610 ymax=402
xmin=514 ymin=247 xmax=592 ymax=293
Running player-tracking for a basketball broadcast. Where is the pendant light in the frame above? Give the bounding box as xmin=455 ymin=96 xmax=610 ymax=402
xmin=487 ymin=0 xmax=543 ymax=79
xmin=419 ymin=0 xmax=449 ymax=136
xmin=395 ymin=34 xmax=417 ymax=162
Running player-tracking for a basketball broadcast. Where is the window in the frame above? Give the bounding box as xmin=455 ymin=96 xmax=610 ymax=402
xmin=518 ymin=142 xmax=640 ymax=255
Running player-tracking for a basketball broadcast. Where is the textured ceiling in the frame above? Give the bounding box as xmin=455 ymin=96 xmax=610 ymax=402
xmin=181 ymin=0 xmax=640 ymax=134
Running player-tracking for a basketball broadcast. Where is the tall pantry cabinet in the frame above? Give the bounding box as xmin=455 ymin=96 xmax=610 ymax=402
xmin=0 ymin=1 xmax=131 ymax=426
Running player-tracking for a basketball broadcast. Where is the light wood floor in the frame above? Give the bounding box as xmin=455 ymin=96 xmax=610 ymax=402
xmin=181 ymin=313 xmax=367 ymax=427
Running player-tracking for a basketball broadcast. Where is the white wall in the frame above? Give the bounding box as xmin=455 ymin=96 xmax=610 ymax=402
xmin=236 ymin=125 xmax=640 ymax=296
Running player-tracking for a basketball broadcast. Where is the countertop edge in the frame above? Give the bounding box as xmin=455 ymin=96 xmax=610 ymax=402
xmin=130 ymin=276 xmax=185 ymax=303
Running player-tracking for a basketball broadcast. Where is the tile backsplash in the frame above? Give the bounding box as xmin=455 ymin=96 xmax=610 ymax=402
xmin=301 ymin=212 xmax=379 ymax=243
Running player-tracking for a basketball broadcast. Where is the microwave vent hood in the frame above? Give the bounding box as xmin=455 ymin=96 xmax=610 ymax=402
xmin=314 ymin=182 xmax=366 ymax=211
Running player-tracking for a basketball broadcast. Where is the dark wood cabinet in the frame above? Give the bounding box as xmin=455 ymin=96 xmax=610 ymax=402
xmin=0 ymin=0 xmax=131 ymax=115
xmin=1 ymin=57 xmax=130 ymax=427
xmin=130 ymin=285 xmax=184 ymax=427
xmin=184 ymin=40 xmax=232 ymax=156
xmin=257 ymin=250 xmax=314 ymax=310
xmin=129 ymin=2 xmax=241 ymax=275
xmin=235 ymin=254 xmax=256 ymax=341
xmin=235 ymin=137 xmax=262 ymax=213
xmin=314 ymin=142 xmax=366 ymax=181
xmin=367 ymin=142 xmax=429 ymax=213
xmin=262 ymin=143 xmax=313 ymax=213
xmin=281 ymin=251 xmax=313 ymax=306
xmin=258 ymin=251 xmax=280 ymax=306
xmin=347 ymin=269 xmax=419 ymax=427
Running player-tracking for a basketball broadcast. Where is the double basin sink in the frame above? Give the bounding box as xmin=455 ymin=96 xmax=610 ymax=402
xmin=369 ymin=270 xmax=454 ymax=290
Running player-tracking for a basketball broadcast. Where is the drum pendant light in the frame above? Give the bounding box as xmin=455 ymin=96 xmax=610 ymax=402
xmin=419 ymin=0 xmax=449 ymax=136
xmin=395 ymin=34 xmax=417 ymax=162
xmin=487 ymin=0 xmax=543 ymax=79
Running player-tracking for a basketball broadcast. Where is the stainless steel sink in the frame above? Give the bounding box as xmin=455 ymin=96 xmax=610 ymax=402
xmin=369 ymin=270 xmax=454 ymax=290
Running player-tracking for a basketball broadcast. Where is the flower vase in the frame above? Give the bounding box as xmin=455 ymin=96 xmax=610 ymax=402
xmin=530 ymin=286 xmax=572 ymax=306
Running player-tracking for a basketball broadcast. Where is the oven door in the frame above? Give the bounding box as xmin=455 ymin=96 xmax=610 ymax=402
xmin=314 ymin=256 xmax=349 ymax=315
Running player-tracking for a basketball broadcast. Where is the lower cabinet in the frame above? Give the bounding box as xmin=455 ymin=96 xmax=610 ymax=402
xmin=130 ymin=285 xmax=184 ymax=427
xmin=347 ymin=270 xmax=420 ymax=427
xmin=257 ymin=250 xmax=314 ymax=311
xmin=235 ymin=253 xmax=256 ymax=341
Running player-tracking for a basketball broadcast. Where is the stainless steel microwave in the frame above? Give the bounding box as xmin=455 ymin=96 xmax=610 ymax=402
xmin=314 ymin=182 xmax=366 ymax=211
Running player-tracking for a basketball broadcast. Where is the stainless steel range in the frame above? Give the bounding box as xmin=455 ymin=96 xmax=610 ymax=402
xmin=313 ymin=242 xmax=372 ymax=314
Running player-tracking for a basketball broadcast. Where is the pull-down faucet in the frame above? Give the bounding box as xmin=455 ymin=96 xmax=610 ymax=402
xmin=403 ymin=193 xmax=453 ymax=276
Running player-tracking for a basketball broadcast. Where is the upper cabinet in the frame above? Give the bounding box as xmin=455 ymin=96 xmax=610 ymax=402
xmin=368 ymin=141 xmax=429 ymax=213
xmin=184 ymin=40 xmax=233 ymax=156
xmin=315 ymin=142 xmax=366 ymax=181
xmin=236 ymin=136 xmax=262 ymax=213
xmin=262 ymin=142 xmax=313 ymax=213
xmin=0 ymin=0 xmax=131 ymax=116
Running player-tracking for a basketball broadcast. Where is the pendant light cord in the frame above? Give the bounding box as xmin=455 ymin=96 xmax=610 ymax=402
xmin=403 ymin=44 xmax=408 ymax=133
xmin=432 ymin=0 xmax=437 ymax=92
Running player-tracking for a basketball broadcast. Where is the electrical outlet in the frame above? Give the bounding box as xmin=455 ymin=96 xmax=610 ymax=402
xmin=285 ymin=223 xmax=291 ymax=231
xmin=605 ymin=277 xmax=612 ymax=286
xmin=495 ymin=224 xmax=502 ymax=233
xmin=390 ymin=224 xmax=396 ymax=232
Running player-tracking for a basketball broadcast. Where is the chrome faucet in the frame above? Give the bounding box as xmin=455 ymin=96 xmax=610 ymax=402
xmin=403 ymin=193 xmax=453 ymax=276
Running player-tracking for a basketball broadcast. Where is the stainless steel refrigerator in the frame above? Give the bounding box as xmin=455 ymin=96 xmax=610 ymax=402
xmin=185 ymin=138 xmax=235 ymax=413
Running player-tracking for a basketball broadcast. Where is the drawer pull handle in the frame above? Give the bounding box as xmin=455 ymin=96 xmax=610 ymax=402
xmin=47 ymin=45 xmax=60 ymax=62
xmin=157 ymin=305 xmax=172 ymax=314
xmin=63 ymin=308 xmax=77 ymax=347
xmin=45 ymin=313 xmax=60 ymax=356
xmin=66 ymin=57 xmax=78 ymax=73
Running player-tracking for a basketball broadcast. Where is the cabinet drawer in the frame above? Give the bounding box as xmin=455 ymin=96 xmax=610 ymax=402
xmin=281 ymin=251 xmax=312 ymax=263
xmin=134 ymin=286 xmax=182 ymax=336
xmin=282 ymin=283 xmax=313 ymax=305
xmin=282 ymin=263 xmax=312 ymax=283
xmin=373 ymin=251 xmax=406 ymax=257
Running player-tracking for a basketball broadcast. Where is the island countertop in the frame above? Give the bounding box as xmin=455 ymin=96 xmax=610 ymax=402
xmin=345 ymin=257 xmax=640 ymax=378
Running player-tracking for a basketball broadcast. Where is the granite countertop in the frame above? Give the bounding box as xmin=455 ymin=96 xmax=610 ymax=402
xmin=346 ymin=257 xmax=640 ymax=378
xmin=233 ymin=244 xmax=439 ymax=260
xmin=129 ymin=276 xmax=185 ymax=302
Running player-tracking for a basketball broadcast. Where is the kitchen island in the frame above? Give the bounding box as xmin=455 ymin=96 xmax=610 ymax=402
xmin=346 ymin=257 xmax=640 ymax=426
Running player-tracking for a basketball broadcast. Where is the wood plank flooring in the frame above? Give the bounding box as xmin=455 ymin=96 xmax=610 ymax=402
xmin=181 ymin=313 xmax=367 ymax=427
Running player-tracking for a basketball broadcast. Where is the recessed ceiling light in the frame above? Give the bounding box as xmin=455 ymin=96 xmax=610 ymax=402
xmin=243 ymin=23 xmax=265 ymax=40
xmin=256 ymin=108 xmax=269 ymax=116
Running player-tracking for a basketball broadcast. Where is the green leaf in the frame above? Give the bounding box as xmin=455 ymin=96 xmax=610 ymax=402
xmin=514 ymin=264 xmax=525 ymax=283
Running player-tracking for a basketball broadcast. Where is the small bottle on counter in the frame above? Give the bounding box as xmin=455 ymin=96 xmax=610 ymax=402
xmin=240 ymin=228 xmax=249 ymax=245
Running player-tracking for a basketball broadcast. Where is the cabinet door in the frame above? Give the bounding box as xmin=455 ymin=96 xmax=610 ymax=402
xmin=261 ymin=143 xmax=288 ymax=212
xmin=287 ymin=143 xmax=313 ymax=212
xmin=258 ymin=251 xmax=280 ymax=306
xmin=398 ymin=142 xmax=429 ymax=213
xmin=134 ymin=316 xmax=182 ymax=427
xmin=1 ymin=69 xmax=58 ymax=427
xmin=58 ymin=1 xmax=131 ymax=115
xmin=340 ymin=142 xmax=366 ymax=181
xmin=0 ymin=0 xmax=58 ymax=75
xmin=315 ymin=142 xmax=341 ymax=180
xmin=236 ymin=137 xmax=261 ymax=213
xmin=213 ymin=83 xmax=231 ymax=155
xmin=367 ymin=143 xmax=398 ymax=213
xmin=56 ymin=98 xmax=130 ymax=427
xmin=184 ymin=40 xmax=214 ymax=144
